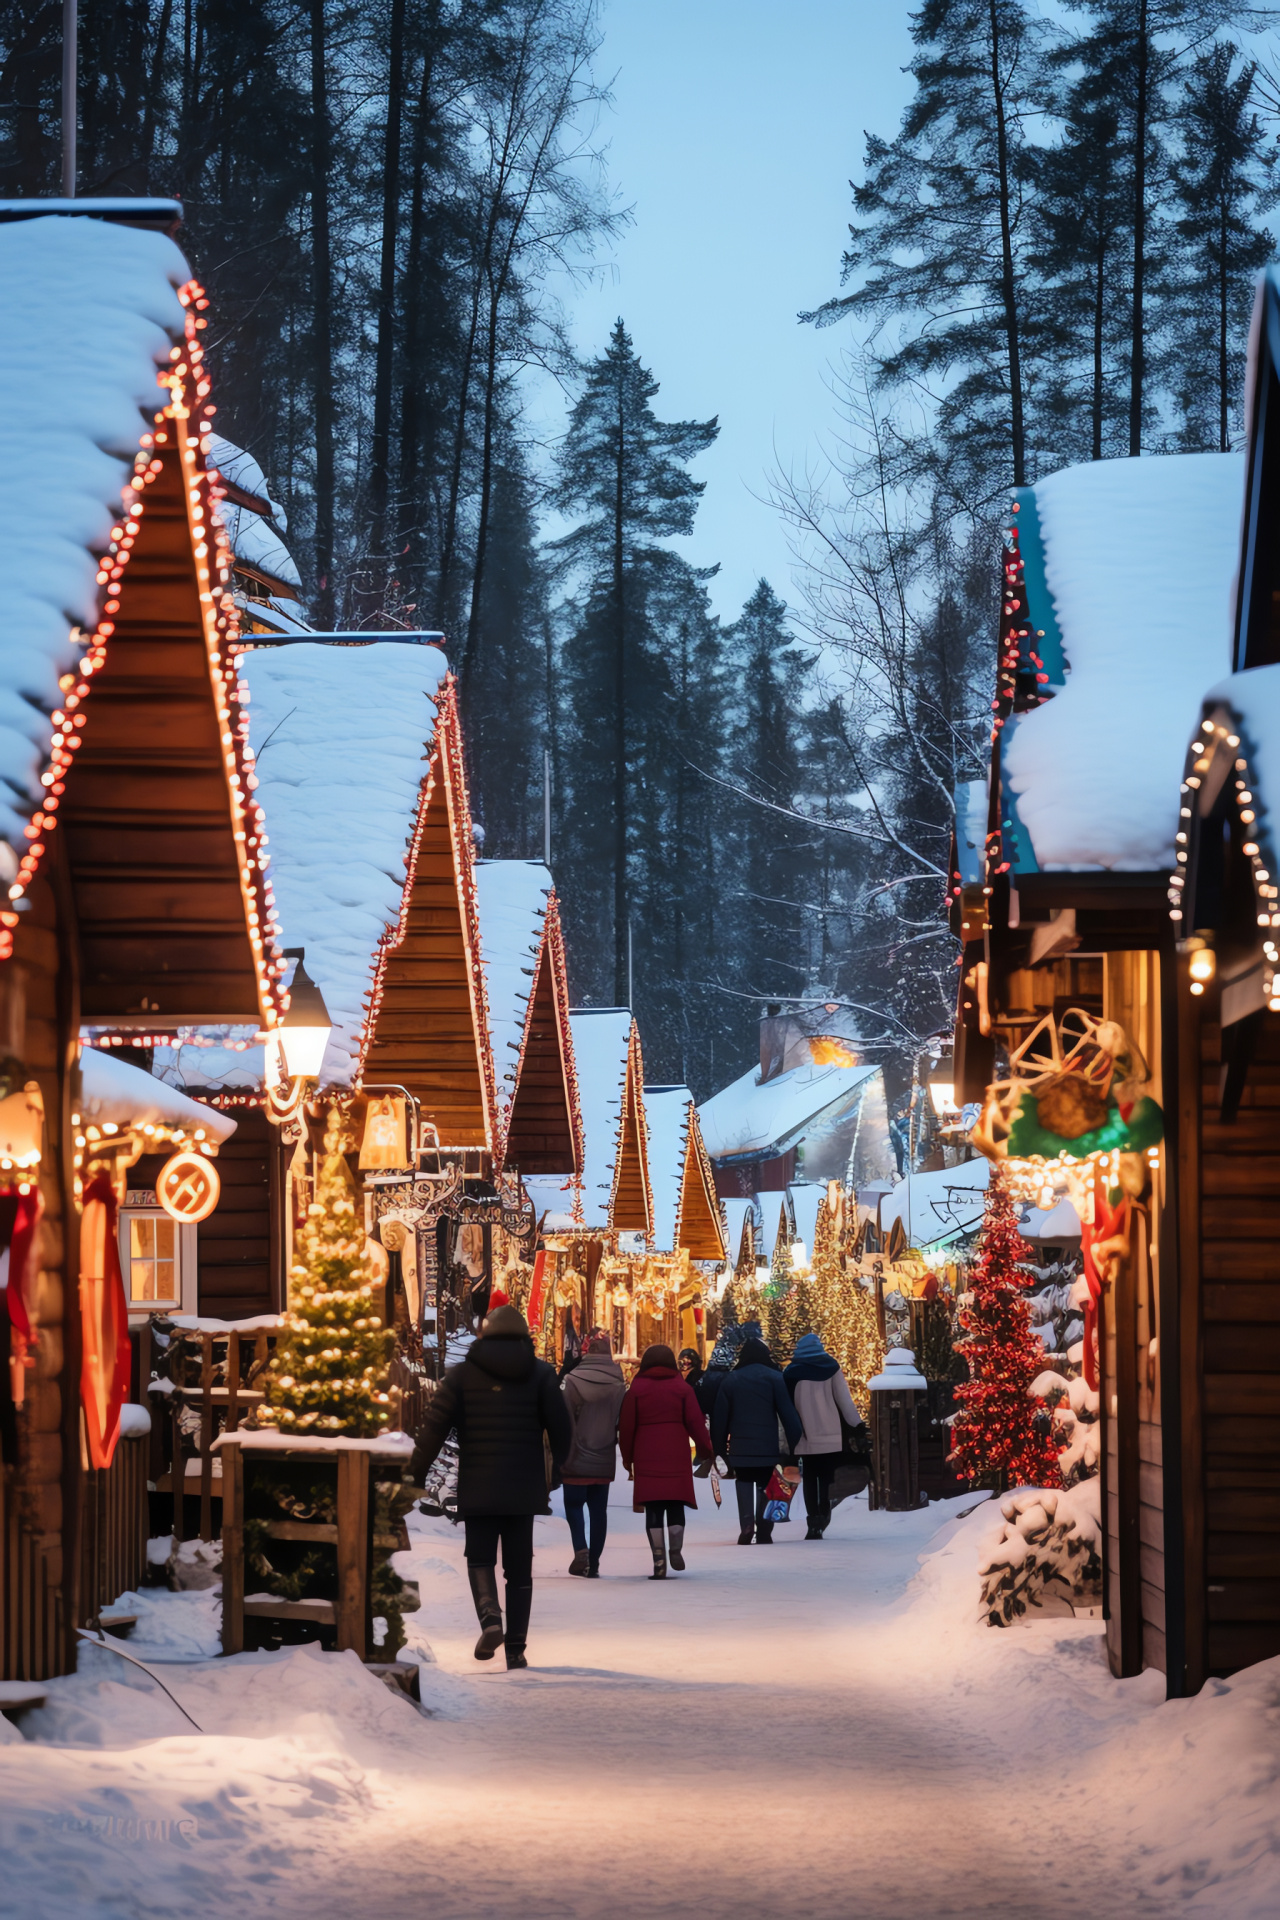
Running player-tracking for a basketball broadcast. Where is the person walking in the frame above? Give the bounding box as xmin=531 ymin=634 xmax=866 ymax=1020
xmin=410 ymin=1304 xmax=572 ymax=1670
xmin=561 ymin=1333 xmax=627 ymax=1577
xmin=619 ymin=1343 xmax=713 ymax=1577
xmin=784 ymin=1330 xmax=865 ymax=1539
xmin=711 ymin=1335 xmax=802 ymax=1544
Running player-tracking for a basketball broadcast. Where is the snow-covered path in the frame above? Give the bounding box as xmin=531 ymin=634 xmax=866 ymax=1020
xmin=4 ymin=1489 xmax=1280 ymax=1918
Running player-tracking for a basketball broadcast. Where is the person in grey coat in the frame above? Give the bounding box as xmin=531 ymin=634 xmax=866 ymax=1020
xmin=784 ymin=1330 xmax=865 ymax=1539
xmin=560 ymin=1333 xmax=626 ymax=1576
xmin=711 ymin=1336 xmax=803 ymax=1543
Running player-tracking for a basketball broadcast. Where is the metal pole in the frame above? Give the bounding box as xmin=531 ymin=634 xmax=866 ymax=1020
xmin=61 ymin=0 xmax=76 ymax=198
xmin=543 ymin=747 xmax=551 ymax=867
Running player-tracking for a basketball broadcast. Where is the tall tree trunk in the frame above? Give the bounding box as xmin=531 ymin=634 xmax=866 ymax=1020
xmin=613 ymin=377 xmax=628 ymax=1007
xmin=397 ymin=8 xmax=439 ymax=582
xmin=1219 ymin=203 xmax=1230 ymax=452
xmin=310 ymin=0 xmax=336 ymax=630
xmin=460 ymin=276 xmax=502 ymax=681
xmin=140 ymin=0 xmax=173 ymax=188
xmin=988 ymin=0 xmax=1025 ymax=487
xmin=1092 ymin=237 xmax=1105 ymax=460
xmin=366 ymin=0 xmax=406 ymax=616
xmin=1129 ymin=0 xmax=1149 ymax=457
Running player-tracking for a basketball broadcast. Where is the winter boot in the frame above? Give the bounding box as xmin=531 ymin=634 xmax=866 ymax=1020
xmin=756 ymin=1519 xmax=774 ymax=1544
xmin=737 ymin=1527 xmax=754 ymax=1545
xmin=586 ymin=1563 xmax=601 ymax=1578
xmin=647 ymin=1526 xmax=668 ymax=1579
xmin=805 ymin=1523 xmax=822 ymax=1540
xmin=568 ymin=1548 xmax=590 ymax=1577
xmin=504 ymin=1583 xmax=532 ymax=1669
xmin=468 ymin=1566 xmax=505 ymax=1661
xmin=668 ymin=1524 xmax=686 ymax=1571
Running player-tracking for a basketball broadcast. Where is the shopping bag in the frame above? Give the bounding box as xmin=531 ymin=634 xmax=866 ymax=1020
xmin=710 ymin=1468 xmax=722 ymax=1508
xmin=763 ymin=1463 xmax=800 ymax=1523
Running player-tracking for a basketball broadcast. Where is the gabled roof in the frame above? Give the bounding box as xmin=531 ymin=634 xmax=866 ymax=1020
xmin=644 ymin=1086 xmax=727 ymax=1260
xmin=999 ymin=452 xmax=1243 ymax=873
xmin=0 ymin=213 xmax=283 ymax=1021
xmin=878 ymin=1162 xmax=989 ymax=1249
xmin=241 ymin=641 xmax=448 ymax=1084
xmin=721 ymin=1195 xmax=755 ymax=1267
xmin=475 ymin=861 xmax=581 ymax=1177
xmin=357 ymin=677 xmax=496 ymax=1149
xmin=570 ymin=1008 xmax=651 ymax=1233
xmin=699 ymin=1057 xmax=880 ymax=1165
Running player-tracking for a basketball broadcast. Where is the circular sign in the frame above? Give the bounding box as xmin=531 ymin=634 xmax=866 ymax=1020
xmin=156 ymin=1151 xmax=220 ymax=1224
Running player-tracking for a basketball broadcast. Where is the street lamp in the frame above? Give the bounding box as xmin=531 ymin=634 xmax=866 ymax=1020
xmin=926 ymin=1058 xmax=959 ymax=1119
xmin=265 ymin=951 xmax=333 ymax=1140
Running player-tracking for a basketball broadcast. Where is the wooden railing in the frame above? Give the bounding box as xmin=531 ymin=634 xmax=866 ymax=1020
xmin=0 ymin=1470 xmax=68 ymax=1681
xmin=79 ymin=1435 xmax=149 ymax=1629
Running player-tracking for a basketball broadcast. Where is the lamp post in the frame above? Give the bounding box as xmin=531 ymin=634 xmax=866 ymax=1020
xmin=265 ymin=951 xmax=333 ymax=1142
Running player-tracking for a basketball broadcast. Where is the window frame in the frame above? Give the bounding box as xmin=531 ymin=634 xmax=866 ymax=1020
xmin=119 ymin=1193 xmax=198 ymax=1321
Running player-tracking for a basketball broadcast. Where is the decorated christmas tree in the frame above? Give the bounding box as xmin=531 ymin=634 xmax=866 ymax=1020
xmin=810 ymin=1189 xmax=884 ymax=1414
xmin=949 ymin=1168 xmax=1064 ymax=1490
xmin=261 ymin=1108 xmax=397 ymax=1437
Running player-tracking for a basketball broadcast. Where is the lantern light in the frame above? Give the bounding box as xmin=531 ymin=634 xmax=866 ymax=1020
xmin=276 ymin=953 xmax=333 ymax=1081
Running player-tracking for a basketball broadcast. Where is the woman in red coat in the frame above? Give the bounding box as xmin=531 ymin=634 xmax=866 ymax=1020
xmin=619 ymin=1344 xmax=713 ymax=1578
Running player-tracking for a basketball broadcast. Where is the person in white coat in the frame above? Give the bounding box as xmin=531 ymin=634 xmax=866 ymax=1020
xmin=783 ymin=1331 xmax=865 ymax=1539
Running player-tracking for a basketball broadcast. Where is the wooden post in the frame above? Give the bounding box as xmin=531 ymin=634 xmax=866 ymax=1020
xmin=335 ymin=1451 xmax=370 ymax=1657
xmin=199 ymin=1333 xmax=214 ymax=1543
xmin=220 ymin=1441 xmax=244 ymax=1655
xmin=226 ymin=1330 xmax=242 ymax=1433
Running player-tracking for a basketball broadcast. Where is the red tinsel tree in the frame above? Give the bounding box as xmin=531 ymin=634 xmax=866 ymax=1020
xmin=949 ymin=1168 xmax=1064 ymax=1490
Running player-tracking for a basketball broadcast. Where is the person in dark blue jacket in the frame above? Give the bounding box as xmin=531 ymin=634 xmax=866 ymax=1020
xmin=711 ymin=1336 xmax=803 ymax=1543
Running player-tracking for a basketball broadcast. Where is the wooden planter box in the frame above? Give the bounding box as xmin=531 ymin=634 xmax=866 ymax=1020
xmin=216 ymin=1433 xmax=414 ymax=1659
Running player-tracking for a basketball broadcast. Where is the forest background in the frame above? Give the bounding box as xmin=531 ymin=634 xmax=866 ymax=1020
xmin=1 ymin=0 xmax=1277 ymax=1126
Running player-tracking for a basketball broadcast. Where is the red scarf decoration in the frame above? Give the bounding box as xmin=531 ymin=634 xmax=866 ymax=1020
xmin=2 ymin=1186 xmax=44 ymax=1408
xmin=79 ymin=1172 xmax=132 ymax=1469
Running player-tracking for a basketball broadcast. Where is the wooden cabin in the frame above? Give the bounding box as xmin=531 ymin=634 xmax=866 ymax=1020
xmin=475 ymin=861 xmax=582 ymax=1180
xmin=957 ymin=432 xmax=1250 ymax=1696
xmin=0 ymin=204 xmax=283 ymax=1679
xmin=1158 ymin=266 xmax=1280 ymax=1689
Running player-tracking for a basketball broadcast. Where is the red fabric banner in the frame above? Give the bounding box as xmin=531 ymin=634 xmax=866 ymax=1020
xmin=79 ymin=1172 xmax=132 ymax=1470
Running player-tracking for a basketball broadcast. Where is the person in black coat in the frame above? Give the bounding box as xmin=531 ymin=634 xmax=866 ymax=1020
xmin=711 ymin=1335 xmax=803 ymax=1544
xmin=410 ymin=1304 xmax=572 ymax=1669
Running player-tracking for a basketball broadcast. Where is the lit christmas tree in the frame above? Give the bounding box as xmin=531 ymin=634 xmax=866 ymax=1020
xmin=260 ymin=1108 xmax=396 ymax=1437
xmin=949 ymin=1168 xmax=1064 ymax=1490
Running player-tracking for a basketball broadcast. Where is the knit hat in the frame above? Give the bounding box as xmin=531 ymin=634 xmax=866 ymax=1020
xmin=736 ymin=1336 xmax=773 ymax=1369
xmin=792 ymin=1332 xmax=827 ymax=1361
xmin=481 ymin=1304 xmax=529 ymax=1338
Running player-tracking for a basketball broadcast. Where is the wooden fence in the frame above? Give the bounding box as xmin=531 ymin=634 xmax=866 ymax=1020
xmin=79 ymin=1435 xmax=149 ymax=1630
xmin=0 ymin=1480 xmax=69 ymax=1682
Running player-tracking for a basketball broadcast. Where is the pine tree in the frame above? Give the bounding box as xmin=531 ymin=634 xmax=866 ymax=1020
xmin=949 ymin=1169 xmax=1064 ymax=1489
xmin=1170 ymin=41 xmax=1277 ymax=450
xmin=551 ymin=320 xmax=718 ymax=1006
xmin=262 ymin=1109 xmax=396 ymax=1437
xmin=803 ymin=0 xmax=1046 ymax=496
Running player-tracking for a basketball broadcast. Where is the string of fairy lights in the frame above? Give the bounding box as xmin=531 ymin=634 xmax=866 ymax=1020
xmin=1170 ymin=712 xmax=1280 ymax=1012
xmin=1 ymin=278 xmax=286 ymax=1030
xmin=356 ymin=676 xmax=500 ymax=1148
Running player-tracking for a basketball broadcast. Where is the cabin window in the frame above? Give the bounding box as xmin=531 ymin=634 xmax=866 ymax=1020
xmin=119 ymin=1199 xmax=197 ymax=1316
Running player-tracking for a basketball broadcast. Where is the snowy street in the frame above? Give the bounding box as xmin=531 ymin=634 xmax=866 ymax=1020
xmin=5 ymin=1489 xmax=1280 ymax=1919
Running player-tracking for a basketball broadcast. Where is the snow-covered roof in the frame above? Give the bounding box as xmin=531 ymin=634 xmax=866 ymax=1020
xmin=570 ymin=1009 xmax=634 ymax=1229
xmin=0 ymin=214 xmax=190 ymax=862
xmin=238 ymin=642 xmax=449 ymax=1084
xmin=216 ymin=500 xmax=301 ymax=594
xmin=520 ymin=1172 xmax=578 ymax=1231
xmin=208 ymin=434 xmax=286 ymax=530
xmin=242 ymin=596 xmax=312 ymax=638
xmin=878 ymin=1161 xmax=989 ymax=1248
xmin=721 ymin=1196 xmax=754 ymax=1265
xmin=644 ymin=1086 xmax=695 ymax=1254
xmin=1003 ymin=453 xmax=1244 ymax=872
xmin=756 ymin=1191 xmax=790 ymax=1258
xmin=699 ymin=1057 xmax=880 ymax=1164
xmin=788 ymin=1181 xmax=824 ymax=1260
xmin=78 ymin=1047 xmax=237 ymax=1142
xmin=475 ymin=862 xmax=552 ymax=1135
